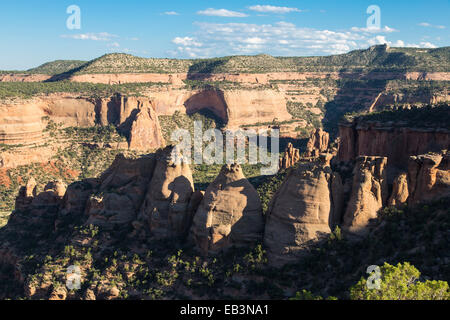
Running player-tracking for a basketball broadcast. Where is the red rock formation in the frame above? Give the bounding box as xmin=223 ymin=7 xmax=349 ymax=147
xmin=0 ymin=100 xmax=47 ymax=146
xmin=305 ymin=128 xmax=329 ymax=157
xmin=0 ymin=94 xmax=166 ymax=169
xmin=343 ymin=157 xmax=388 ymax=234
xmin=190 ymin=164 xmax=264 ymax=255
xmin=128 ymin=102 xmax=165 ymax=151
xmin=138 ymin=146 xmax=194 ymax=239
xmin=279 ymin=143 xmax=300 ymax=170
xmin=342 ymin=156 xmax=388 ymax=235
xmin=387 ymin=172 xmax=409 ymax=206
xmin=264 ymin=155 xmax=343 ymax=266
xmin=85 ymin=153 xmax=156 ymax=229
xmin=407 ymin=152 xmax=450 ymax=204
xmin=387 ymin=151 xmax=450 ymax=206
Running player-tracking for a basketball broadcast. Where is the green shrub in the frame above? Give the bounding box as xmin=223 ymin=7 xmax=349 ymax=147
xmin=350 ymin=262 xmax=450 ymax=300
xmin=290 ymin=289 xmax=337 ymax=300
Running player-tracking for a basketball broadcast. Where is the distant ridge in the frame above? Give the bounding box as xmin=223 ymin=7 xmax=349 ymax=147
xmin=3 ymin=45 xmax=450 ymax=76
xmin=26 ymin=60 xmax=87 ymax=75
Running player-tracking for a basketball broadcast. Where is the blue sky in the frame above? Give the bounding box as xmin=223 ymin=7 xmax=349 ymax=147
xmin=0 ymin=0 xmax=449 ymax=70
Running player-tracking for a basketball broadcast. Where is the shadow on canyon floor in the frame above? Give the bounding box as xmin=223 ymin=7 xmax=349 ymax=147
xmin=321 ymin=70 xmax=390 ymax=138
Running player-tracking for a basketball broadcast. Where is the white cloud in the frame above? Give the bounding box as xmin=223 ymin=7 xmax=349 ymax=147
xmin=351 ymin=26 xmax=398 ymax=33
xmin=61 ymin=32 xmax=118 ymax=41
xmin=419 ymin=41 xmax=437 ymax=48
xmin=172 ymin=37 xmax=203 ymax=47
xmin=169 ymin=20 xmax=441 ymax=58
xmin=163 ymin=11 xmax=179 ymax=15
xmin=248 ymin=5 xmax=301 ymax=14
xmin=369 ymin=37 xmax=437 ymax=49
xmin=367 ymin=35 xmax=389 ymax=45
xmin=169 ymin=21 xmax=370 ymax=58
xmin=197 ymin=8 xmax=248 ymax=17
xmin=418 ymin=22 xmax=446 ymax=29
xmin=242 ymin=37 xmax=266 ymax=44
xmin=107 ymin=42 xmax=120 ymax=48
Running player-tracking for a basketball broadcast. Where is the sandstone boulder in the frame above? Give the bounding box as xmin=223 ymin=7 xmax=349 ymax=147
xmin=342 ymin=156 xmax=388 ymax=235
xmin=49 ymin=286 xmax=67 ymax=300
xmin=264 ymin=156 xmax=342 ymax=266
xmin=10 ymin=178 xmax=64 ymax=236
xmin=190 ymin=164 xmax=264 ymax=255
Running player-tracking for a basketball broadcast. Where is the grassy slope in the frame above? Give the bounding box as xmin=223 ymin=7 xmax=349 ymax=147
xmin=0 ymin=81 xmax=167 ymax=100
xmin=70 ymin=46 xmax=450 ymax=74
xmin=2 ymin=46 xmax=449 ymax=76
xmin=26 ymin=60 xmax=88 ymax=75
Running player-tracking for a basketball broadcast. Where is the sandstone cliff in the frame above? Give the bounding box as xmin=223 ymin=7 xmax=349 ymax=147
xmin=0 ymin=100 xmax=47 ymax=145
xmin=0 ymin=94 xmax=165 ymax=169
xmin=338 ymin=116 xmax=450 ymax=167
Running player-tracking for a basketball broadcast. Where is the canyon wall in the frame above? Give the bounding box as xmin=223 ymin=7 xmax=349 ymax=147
xmin=0 ymin=87 xmax=290 ymax=149
xmin=0 ymin=94 xmax=165 ymax=168
xmin=0 ymin=100 xmax=47 ymax=145
xmin=2 ymin=71 xmax=449 ymax=84
xmin=338 ymin=120 xmax=450 ymax=168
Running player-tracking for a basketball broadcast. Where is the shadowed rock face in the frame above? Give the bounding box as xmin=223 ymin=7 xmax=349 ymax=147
xmin=85 ymin=154 xmax=156 ymax=230
xmin=190 ymin=164 xmax=264 ymax=255
xmin=342 ymin=156 xmax=388 ymax=235
xmin=59 ymin=179 xmax=99 ymax=219
xmin=387 ymin=151 xmax=450 ymax=207
xmin=388 ymin=172 xmax=409 ymax=206
xmin=264 ymin=156 xmax=343 ymax=266
xmin=408 ymin=152 xmax=450 ymax=204
xmin=14 ymin=177 xmax=37 ymax=211
xmin=138 ymin=146 xmax=194 ymax=239
xmin=184 ymin=89 xmax=229 ymax=123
